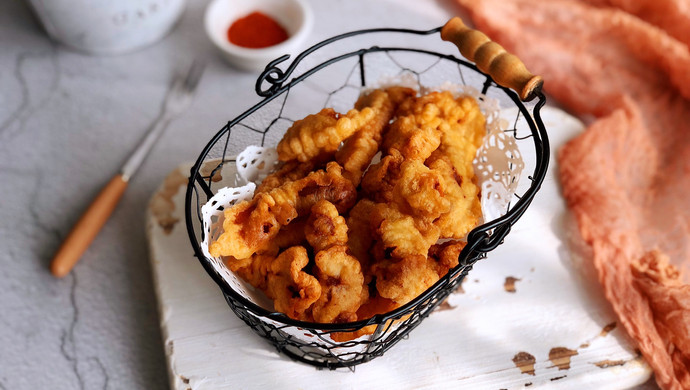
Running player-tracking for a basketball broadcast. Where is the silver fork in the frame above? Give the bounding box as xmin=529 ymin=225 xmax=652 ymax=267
xmin=122 ymin=60 xmax=205 ymax=181
xmin=50 ymin=61 xmax=205 ymax=278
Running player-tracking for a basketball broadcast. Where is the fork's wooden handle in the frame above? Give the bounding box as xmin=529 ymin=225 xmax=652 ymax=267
xmin=441 ymin=17 xmax=543 ymax=101
xmin=50 ymin=174 xmax=128 ymax=278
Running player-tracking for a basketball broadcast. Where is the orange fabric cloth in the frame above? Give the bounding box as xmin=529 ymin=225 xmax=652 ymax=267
xmin=454 ymin=0 xmax=690 ymax=388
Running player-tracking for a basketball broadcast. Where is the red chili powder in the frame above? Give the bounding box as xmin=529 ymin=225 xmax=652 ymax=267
xmin=227 ymin=11 xmax=289 ymax=49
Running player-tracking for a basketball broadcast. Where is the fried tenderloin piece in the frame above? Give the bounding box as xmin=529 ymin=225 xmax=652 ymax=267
xmin=382 ymin=115 xmax=442 ymax=161
xmin=265 ymin=246 xmax=321 ymax=321
xmin=276 ymin=107 xmax=375 ymax=163
xmin=362 ymin=146 xmax=450 ymax=210
xmin=329 ymin=294 xmax=400 ymax=342
xmin=330 ymin=242 xmax=466 ymax=341
xmin=361 ymin=93 xmax=453 ymax=202
xmin=419 ymin=95 xmax=483 ymax=240
xmin=359 ymin=158 xmax=451 ymax=274
xmin=371 ymin=202 xmax=441 ymax=259
xmin=271 ymin=217 xmax=308 ymax=249
xmin=335 ymin=87 xmax=416 ymax=185
xmin=226 ymin=249 xmax=277 ymax=292
xmin=362 ymin=157 xmax=450 ymax=260
xmin=397 ymin=90 xmax=470 ymax=122
xmin=345 ymin=199 xmax=377 ymax=283
xmin=425 ymin=94 xmax=486 ymax=178
xmin=304 ymin=200 xmax=368 ymax=323
xmin=227 ymin=218 xmax=311 ymax=292
xmin=209 ymin=162 xmax=356 ymax=259
xmin=386 ymin=91 xmax=485 ymax=166
xmin=371 ymin=254 xmax=440 ymax=305
xmin=367 ymin=91 xmax=484 ymax=202
xmin=312 ymin=245 xmax=368 ymax=323
xmin=305 ymin=200 xmax=348 ymax=252
xmin=396 ymin=92 xmax=484 ymax=240
xmin=394 ymin=159 xmax=451 ymax=218
xmin=361 ymin=150 xmax=404 ymax=203
xmin=381 ymin=91 xmax=467 ymax=161
xmin=255 ymin=160 xmax=316 ymax=194
xmin=427 ymin=157 xmax=482 ymax=240
xmin=371 ymin=240 xmax=467 ymax=306
xmin=427 ymin=240 xmax=466 ymax=277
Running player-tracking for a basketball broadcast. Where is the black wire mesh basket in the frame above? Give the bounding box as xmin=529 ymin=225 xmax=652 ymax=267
xmin=185 ymin=19 xmax=549 ymax=370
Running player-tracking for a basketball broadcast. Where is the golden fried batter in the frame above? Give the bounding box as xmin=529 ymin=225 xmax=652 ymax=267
xmin=388 ymin=91 xmax=485 ymax=167
xmin=397 ymin=90 xmax=464 ymax=122
xmin=372 ymin=202 xmax=441 ymax=259
xmin=305 ymin=200 xmax=369 ymax=322
xmin=227 ymin=250 xmax=277 ymax=292
xmin=371 ymin=254 xmax=440 ymax=305
xmin=272 ymin=217 xmax=308 ymax=249
xmin=277 ymin=107 xmax=375 ymax=163
xmin=346 ymin=199 xmax=377 ymax=282
xmin=336 ymin=87 xmax=416 ymax=185
xmin=209 ymin=198 xmax=281 ymax=260
xmin=364 ymin=156 xmax=449 ymax=219
xmin=255 ymin=161 xmax=316 ymax=194
xmin=427 ymin=158 xmax=482 ymax=239
xmin=305 ymin=200 xmax=348 ymax=252
xmin=329 ymin=294 xmax=400 ymax=342
xmin=266 ymin=246 xmax=321 ymax=320
xmin=361 ymin=150 xmax=404 ymax=203
xmin=385 ymin=86 xmax=419 ymax=107
xmin=383 ymin=115 xmax=442 ymax=161
xmin=368 ymin=234 xmax=463 ymax=308
xmin=214 ymin=86 xmax=488 ymax=326
xmin=428 ymin=240 xmax=466 ymax=277
xmin=288 ymin=162 xmax=357 ymax=215
xmin=209 ymin=162 xmax=356 ymax=259
xmin=426 ymin=95 xmax=486 ymax=178
xmin=312 ymin=245 xmax=368 ymax=323
xmin=392 ymin=159 xmax=450 ymax=219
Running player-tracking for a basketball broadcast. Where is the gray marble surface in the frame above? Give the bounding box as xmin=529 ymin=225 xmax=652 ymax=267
xmin=0 ymin=1 xmax=460 ymax=388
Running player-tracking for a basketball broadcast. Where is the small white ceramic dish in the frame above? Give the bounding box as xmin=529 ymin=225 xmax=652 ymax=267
xmin=205 ymin=0 xmax=313 ymax=71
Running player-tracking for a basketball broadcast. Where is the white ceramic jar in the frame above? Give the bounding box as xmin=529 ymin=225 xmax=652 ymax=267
xmin=27 ymin=0 xmax=186 ymax=55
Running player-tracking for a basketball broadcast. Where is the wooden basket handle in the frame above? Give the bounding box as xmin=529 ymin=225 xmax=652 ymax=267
xmin=441 ymin=17 xmax=543 ymax=101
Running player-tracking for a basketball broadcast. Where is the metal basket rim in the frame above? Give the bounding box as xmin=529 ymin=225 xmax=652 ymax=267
xmin=184 ymin=26 xmax=550 ymax=333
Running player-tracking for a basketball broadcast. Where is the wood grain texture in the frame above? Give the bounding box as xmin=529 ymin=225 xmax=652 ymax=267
xmin=441 ymin=17 xmax=543 ymax=101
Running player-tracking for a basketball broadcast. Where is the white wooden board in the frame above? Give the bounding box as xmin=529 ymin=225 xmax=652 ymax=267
xmin=146 ymin=106 xmax=652 ymax=389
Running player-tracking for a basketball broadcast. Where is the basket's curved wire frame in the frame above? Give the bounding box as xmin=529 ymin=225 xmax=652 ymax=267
xmin=185 ymin=26 xmax=550 ymax=369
